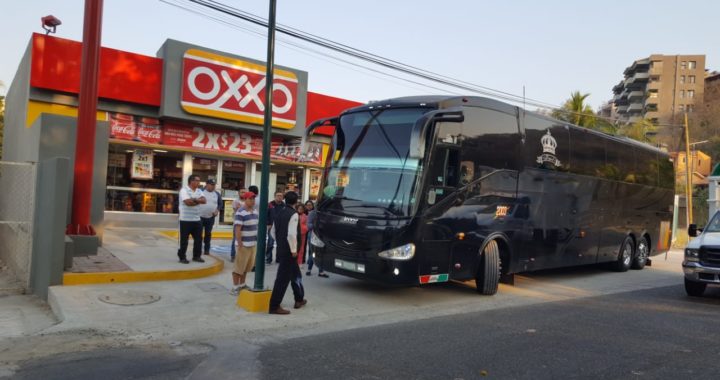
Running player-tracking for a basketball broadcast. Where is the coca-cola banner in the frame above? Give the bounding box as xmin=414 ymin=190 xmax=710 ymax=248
xmin=109 ymin=113 xmax=137 ymax=140
xmin=109 ymin=113 xmax=162 ymax=144
xmin=109 ymin=113 xmax=322 ymax=165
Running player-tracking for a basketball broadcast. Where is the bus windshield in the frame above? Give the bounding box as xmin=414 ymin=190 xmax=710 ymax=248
xmin=320 ymin=108 xmax=431 ymax=218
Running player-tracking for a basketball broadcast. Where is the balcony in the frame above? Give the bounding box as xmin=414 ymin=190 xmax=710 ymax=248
xmin=628 ymin=103 xmax=644 ymax=113
xmin=612 ymin=81 xmax=625 ymax=93
xmin=647 ymin=81 xmax=661 ymax=90
xmin=644 ymin=96 xmax=658 ymax=107
xmin=617 ymin=105 xmax=629 ymax=113
xmin=628 ymin=91 xmax=644 ymax=101
xmin=633 ymin=72 xmax=650 ymax=82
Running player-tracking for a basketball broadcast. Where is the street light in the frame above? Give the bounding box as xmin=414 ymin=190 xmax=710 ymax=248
xmin=41 ymin=15 xmax=62 ymax=34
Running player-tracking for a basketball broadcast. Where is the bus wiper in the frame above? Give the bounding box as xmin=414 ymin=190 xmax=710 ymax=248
xmin=344 ymin=203 xmax=402 ymax=216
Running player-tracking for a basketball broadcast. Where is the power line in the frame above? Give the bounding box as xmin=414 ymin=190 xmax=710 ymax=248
xmin=160 ymin=0 xmax=460 ymax=95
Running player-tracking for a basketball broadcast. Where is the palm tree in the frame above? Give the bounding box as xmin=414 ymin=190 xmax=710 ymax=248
xmin=552 ymin=91 xmax=597 ymax=128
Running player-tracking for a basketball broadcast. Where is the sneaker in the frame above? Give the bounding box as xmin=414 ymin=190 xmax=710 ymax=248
xmin=192 ymin=257 xmax=205 ymax=263
xmin=179 ymin=259 xmax=190 ymax=264
xmin=229 ymin=287 xmax=240 ymax=296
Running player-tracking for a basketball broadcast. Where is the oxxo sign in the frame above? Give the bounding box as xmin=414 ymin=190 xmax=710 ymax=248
xmin=181 ymin=49 xmax=299 ymax=129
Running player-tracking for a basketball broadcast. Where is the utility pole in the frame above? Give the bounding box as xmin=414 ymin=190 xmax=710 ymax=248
xmin=684 ymin=112 xmax=693 ymax=229
xmin=67 ymin=0 xmax=103 ymax=236
xmin=252 ymin=0 xmax=277 ymax=291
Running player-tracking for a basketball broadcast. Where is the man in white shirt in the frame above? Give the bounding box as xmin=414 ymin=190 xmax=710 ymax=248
xmin=199 ymin=179 xmax=222 ymax=255
xmin=268 ymin=191 xmax=306 ymax=315
xmin=178 ymin=174 xmax=206 ymax=264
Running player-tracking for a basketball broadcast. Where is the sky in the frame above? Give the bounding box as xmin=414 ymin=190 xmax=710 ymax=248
xmin=1 ymin=0 xmax=718 ymax=111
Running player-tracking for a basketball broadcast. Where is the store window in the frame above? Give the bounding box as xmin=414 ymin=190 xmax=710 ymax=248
xmin=221 ymin=160 xmax=246 ymax=195
xmin=192 ymin=156 xmax=218 ymax=184
xmin=106 ymin=144 xmax=184 ymax=213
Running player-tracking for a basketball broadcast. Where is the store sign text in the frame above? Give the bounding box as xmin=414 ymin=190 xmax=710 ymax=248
xmin=181 ymin=49 xmax=299 ymax=129
xmin=109 ymin=114 xmax=321 ymax=165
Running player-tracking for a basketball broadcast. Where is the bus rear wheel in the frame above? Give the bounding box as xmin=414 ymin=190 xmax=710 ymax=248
xmin=476 ymin=240 xmax=501 ymax=295
xmin=631 ymin=236 xmax=649 ymax=270
xmin=613 ymin=236 xmax=634 ymax=272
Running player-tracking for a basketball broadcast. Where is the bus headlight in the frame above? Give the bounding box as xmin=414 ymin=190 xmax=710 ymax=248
xmin=310 ymin=233 xmax=325 ymax=248
xmin=378 ymin=244 xmax=415 ymax=261
xmin=685 ymin=248 xmax=699 ymax=261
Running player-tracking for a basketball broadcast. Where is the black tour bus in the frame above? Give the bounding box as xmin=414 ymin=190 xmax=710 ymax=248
xmin=304 ymin=96 xmax=674 ymax=295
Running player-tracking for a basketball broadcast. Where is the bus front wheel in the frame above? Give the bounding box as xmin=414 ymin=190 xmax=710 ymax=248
xmin=476 ymin=240 xmax=501 ymax=295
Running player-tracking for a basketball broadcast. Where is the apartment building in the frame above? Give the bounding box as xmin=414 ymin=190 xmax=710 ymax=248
xmin=612 ymin=55 xmax=706 ymax=127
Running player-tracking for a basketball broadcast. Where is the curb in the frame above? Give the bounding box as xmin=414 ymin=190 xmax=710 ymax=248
xmin=62 ymin=255 xmax=225 ymax=285
xmin=159 ymin=230 xmax=233 ymax=240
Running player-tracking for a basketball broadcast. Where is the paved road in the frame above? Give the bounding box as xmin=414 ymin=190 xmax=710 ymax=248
xmin=12 ymin=284 xmax=720 ymax=379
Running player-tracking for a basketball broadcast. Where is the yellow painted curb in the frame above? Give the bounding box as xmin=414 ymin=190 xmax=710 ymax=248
xmin=159 ymin=230 xmax=234 ymax=239
xmin=237 ymin=289 xmax=272 ymax=313
xmin=62 ymin=255 xmax=224 ymax=285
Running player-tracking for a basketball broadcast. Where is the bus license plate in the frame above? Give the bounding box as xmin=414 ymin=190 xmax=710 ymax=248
xmin=334 ymin=259 xmax=366 ymax=274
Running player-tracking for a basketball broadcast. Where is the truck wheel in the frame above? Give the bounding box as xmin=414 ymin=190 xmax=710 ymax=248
xmin=631 ymin=236 xmax=649 ymax=270
xmin=475 ymin=240 xmax=500 ymax=295
xmin=613 ymin=236 xmax=633 ymax=272
xmin=684 ymin=278 xmax=707 ymax=297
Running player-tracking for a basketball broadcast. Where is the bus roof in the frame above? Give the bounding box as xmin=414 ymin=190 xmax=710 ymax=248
xmin=341 ymin=95 xmax=668 ymax=157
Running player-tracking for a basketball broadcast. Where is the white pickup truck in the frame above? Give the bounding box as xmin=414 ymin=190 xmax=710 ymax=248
xmin=683 ymin=212 xmax=720 ymax=296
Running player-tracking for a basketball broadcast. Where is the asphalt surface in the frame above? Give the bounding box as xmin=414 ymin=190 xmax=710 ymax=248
xmin=11 ymin=283 xmax=720 ymax=379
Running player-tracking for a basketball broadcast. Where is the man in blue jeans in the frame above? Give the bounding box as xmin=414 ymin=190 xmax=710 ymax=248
xmin=266 ymin=191 xmax=285 ymax=264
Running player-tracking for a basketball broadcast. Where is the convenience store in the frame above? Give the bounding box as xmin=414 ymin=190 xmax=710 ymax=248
xmin=3 ymin=33 xmax=361 ymax=228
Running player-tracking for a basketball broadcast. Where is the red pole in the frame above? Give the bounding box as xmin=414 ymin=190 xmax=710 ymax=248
xmin=67 ymin=0 xmax=103 ymax=236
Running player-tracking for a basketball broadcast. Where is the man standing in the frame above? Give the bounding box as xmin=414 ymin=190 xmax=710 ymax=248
xmin=230 ymin=191 xmax=259 ymax=295
xmin=229 ymin=187 xmax=247 ymax=262
xmin=178 ymin=175 xmax=206 ymax=264
xmin=266 ymin=192 xmax=286 ymax=265
xmin=199 ymin=179 xmax=222 ymax=255
xmin=268 ymin=191 xmax=306 ymax=315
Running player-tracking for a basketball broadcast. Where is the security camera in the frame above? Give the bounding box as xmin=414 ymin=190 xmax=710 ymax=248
xmin=41 ymin=15 xmax=62 ymax=35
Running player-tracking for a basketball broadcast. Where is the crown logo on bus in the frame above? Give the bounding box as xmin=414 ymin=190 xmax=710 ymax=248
xmin=541 ymin=130 xmax=557 ymax=155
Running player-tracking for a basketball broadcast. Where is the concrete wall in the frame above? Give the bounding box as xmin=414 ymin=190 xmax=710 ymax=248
xmin=36 ymin=114 xmax=109 ymax=241
xmin=30 ymin=158 xmax=70 ymax=300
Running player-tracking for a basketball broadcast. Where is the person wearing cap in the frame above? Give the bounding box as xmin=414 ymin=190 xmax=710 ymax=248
xmin=231 ymin=191 xmax=259 ymax=295
xmin=199 ymin=179 xmax=223 ymax=255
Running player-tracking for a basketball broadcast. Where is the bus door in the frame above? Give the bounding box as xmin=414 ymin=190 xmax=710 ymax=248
xmin=418 ymin=143 xmax=463 ymax=279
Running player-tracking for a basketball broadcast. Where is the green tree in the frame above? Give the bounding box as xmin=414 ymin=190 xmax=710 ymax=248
xmin=552 ymin=91 xmax=597 ymax=128
xmin=622 ymin=118 xmax=656 ymax=143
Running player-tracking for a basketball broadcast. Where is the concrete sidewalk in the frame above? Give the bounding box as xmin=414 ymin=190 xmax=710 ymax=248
xmin=46 ymin=250 xmax=687 ymax=345
xmin=63 ymin=228 xmax=227 ymax=285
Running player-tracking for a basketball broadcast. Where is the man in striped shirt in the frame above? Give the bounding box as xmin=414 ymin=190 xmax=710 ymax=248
xmin=231 ymin=191 xmax=259 ymax=295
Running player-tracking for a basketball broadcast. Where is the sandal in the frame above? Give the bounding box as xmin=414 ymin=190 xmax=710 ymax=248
xmin=318 ymin=273 xmax=329 ymax=278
